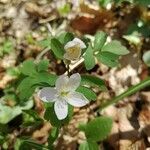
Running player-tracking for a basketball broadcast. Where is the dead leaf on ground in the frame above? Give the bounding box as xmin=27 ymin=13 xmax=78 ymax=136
xmin=70 ymin=3 xmax=114 ymax=34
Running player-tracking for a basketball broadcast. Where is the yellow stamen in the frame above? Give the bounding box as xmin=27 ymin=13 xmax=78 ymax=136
xmin=60 ymin=91 xmax=69 ymax=97
xmin=66 ymin=45 xmax=81 ymax=60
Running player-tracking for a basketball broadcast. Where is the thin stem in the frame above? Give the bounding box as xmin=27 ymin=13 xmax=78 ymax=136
xmin=22 ymin=139 xmax=49 ymax=150
xmin=35 ymin=47 xmax=50 ymax=63
xmin=100 ymin=77 xmax=150 ymax=110
xmin=67 ymin=63 xmax=70 ymax=76
xmin=64 ymin=58 xmax=84 ymax=76
xmin=48 ymin=127 xmax=60 ymax=149
xmin=35 ymin=22 xmax=53 ymax=63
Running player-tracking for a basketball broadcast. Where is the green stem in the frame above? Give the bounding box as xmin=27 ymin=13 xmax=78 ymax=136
xmin=35 ymin=47 xmax=50 ymax=63
xmin=48 ymin=127 xmax=60 ymax=149
xmin=22 ymin=139 xmax=49 ymax=150
xmin=100 ymin=77 xmax=150 ymax=110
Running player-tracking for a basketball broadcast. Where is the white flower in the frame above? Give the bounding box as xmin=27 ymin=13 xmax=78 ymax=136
xmin=38 ymin=73 xmax=89 ymax=120
xmin=64 ymin=38 xmax=86 ymax=61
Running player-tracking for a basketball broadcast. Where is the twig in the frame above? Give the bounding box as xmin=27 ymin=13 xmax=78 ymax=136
xmin=99 ymin=77 xmax=150 ymax=110
xmin=35 ymin=47 xmax=50 ymax=63
xmin=46 ymin=23 xmax=54 ymax=36
xmin=64 ymin=58 xmax=84 ymax=75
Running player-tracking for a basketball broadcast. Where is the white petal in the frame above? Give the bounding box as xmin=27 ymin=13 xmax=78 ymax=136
xmin=68 ymin=73 xmax=81 ymax=91
xmin=64 ymin=41 xmax=76 ymax=50
xmin=72 ymin=38 xmax=86 ymax=49
xmin=55 ymin=74 xmax=69 ymax=91
xmin=38 ymin=87 xmax=57 ymax=102
xmin=55 ymin=73 xmax=81 ymax=92
xmin=64 ymin=38 xmax=86 ymax=50
xmin=67 ymin=92 xmax=89 ymax=107
xmin=63 ymin=52 xmax=72 ymax=61
xmin=54 ymin=99 xmax=68 ymax=120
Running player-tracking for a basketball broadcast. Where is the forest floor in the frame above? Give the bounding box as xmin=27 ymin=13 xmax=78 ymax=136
xmin=0 ymin=0 xmax=150 ymax=149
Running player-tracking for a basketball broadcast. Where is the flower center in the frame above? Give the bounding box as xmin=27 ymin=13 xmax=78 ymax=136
xmin=66 ymin=45 xmax=81 ymax=59
xmin=60 ymin=91 xmax=69 ymax=97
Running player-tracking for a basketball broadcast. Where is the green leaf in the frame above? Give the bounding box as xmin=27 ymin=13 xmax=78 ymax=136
xmin=48 ymin=127 xmax=59 ymax=148
xmin=78 ymin=123 xmax=87 ymax=132
xmin=14 ymin=138 xmax=48 ymax=150
xmin=0 ymin=100 xmax=33 ymax=124
xmin=81 ymin=36 xmax=91 ymax=55
xmin=135 ymin=0 xmax=150 ymax=6
xmin=58 ymin=3 xmax=71 ymax=15
xmin=79 ymin=141 xmax=99 ymax=150
xmin=25 ymin=34 xmax=35 ymax=45
xmin=21 ymin=100 xmax=34 ymax=110
xmin=84 ymin=45 xmax=96 ymax=70
xmin=14 ymin=138 xmax=22 ymax=150
xmin=81 ymin=75 xmax=107 ymax=91
xmin=37 ymin=60 xmax=49 ymax=72
xmin=96 ymin=51 xmax=119 ymax=67
xmin=126 ymin=21 xmax=150 ymax=37
xmin=0 ymin=104 xmax=22 ymax=124
xmin=94 ymin=31 xmax=107 ymax=51
xmin=77 ymin=86 xmax=97 ymax=101
xmin=58 ymin=32 xmax=74 ymax=44
xmin=143 ymin=51 xmax=150 ymax=67
xmin=114 ymin=0 xmax=133 ymax=5
xmin=0 ymin=134 xmax=6 ymax=145
xmin=23 ymin=110 xmax=42 ymax=120
xmin=22 ymin=110 xmax=43 ymax=128
xmin=0 ymin=124 xmax=8 ymax=134
xmin=51 ymin=38 xmax=64 ymax=59
xmin=34 ymin=72 xmax=57 ymax=86
xmin=17 ymin=77 xmax=37 ymax=100
xmin=38 ymin=37 xmax=51 ymax=49
xmin=7 ymin=67 xmax=20 ymax=77
xmin=3 ymin=40 xmax=13 ymax=54
xmin=101 ymin=40 xmax=129 ymax=55
xmin=20 ymin=60 xmax=37 ymax=76
xmin=17 ymin=73 xmax=57 ymax=100
xmin=85 ymin=117 xmax=112 ymax=142
xmin=0 ymin=47 xmax=3 ymax=57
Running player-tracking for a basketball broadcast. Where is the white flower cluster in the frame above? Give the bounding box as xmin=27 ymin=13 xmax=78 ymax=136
xmin=38 ymin=73 xmax=89 ymax=120
xmin=38 ymin=38 xmax=88 ymax=120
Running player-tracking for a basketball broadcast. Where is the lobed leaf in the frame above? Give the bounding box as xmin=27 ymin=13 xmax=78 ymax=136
xmin=3 ymin=40 xmax=14 ymax=54
xmin=37 ymin=59 xmax=49 ymax=72
xmin=96 ymin=51 xmax=119 ymax=67
xmin=17 ymin=73 xmax=57 ymax=101
xmin=14 ymin=138 xmax=48 ymax=150
xmin=58 ymin=32 xmax=74 ymax=45
xmin=79 ymin=141 xmax=99 ymax=150
xmin=38 ymin=37 xmax=51 ymax=49
xmin=0 ymin=100 xmax=33 ymax=124
xmin=20 ymin=60 xmax=37 ymax=76
xmin=94 ymin=31 xmax=107 ymax=51
xmin=51 ymin=38 xmax=64 ymax=59
xmin=77 ymin=86 xmax=97 ymax=101
xmin=85 ymin=117 xmax=113 ymax=142
xmin=101 ymin=40 xmax=129 ymax=55
xmin=81 ymin=75 xmax=107 ymax=91
xmin=84 ymin=45 xmax=96 ymax=70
